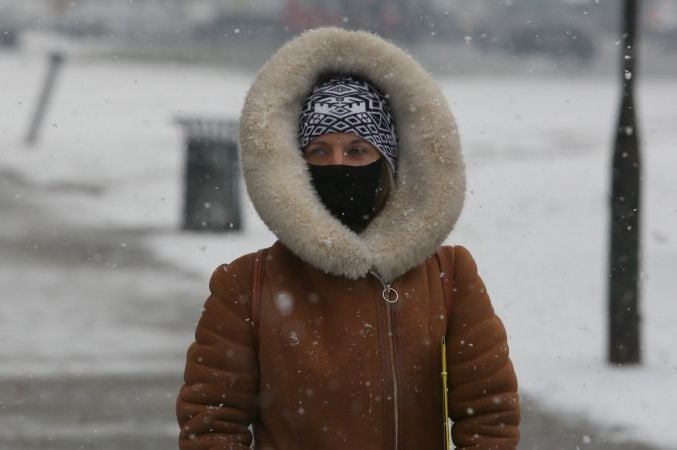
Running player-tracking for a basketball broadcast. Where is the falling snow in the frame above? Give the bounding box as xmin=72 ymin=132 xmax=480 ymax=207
xmin=0 ymin=31 xmax=675 ymax=450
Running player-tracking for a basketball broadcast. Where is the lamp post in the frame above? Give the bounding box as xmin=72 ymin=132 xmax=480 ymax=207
xmin=25 ymin=51 xmax=65 ymax=146
xmin=608 ymin=0 xmax=642 ymax=365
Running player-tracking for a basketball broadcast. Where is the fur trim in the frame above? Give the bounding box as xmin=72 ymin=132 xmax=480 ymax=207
xmin=240 ymin=27 xmax=465 ymax=282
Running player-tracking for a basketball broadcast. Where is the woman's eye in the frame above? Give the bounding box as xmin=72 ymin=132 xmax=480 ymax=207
xmin=306 ymin=147 xmax=326 ymax=156
xmin=349 ymin=147 xmax=368 ymax=156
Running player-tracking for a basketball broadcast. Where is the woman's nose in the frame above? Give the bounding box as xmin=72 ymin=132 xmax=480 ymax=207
xmin=329 ymin=147 xmax=346 ymax=165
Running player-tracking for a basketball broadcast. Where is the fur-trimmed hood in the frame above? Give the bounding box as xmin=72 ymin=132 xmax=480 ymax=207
xmin=239 ymin=27 xmax=465 ymax=282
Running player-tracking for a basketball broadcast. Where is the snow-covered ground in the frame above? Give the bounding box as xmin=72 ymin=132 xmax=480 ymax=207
xmin=1 ymin=40 xmax=676 ymax=448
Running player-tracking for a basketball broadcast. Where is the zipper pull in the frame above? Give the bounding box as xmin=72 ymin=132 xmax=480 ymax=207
xmin=382 ymin=284 xmax=399 ymax=304
xmin=369 ymin=270 xmax=399 ymax=304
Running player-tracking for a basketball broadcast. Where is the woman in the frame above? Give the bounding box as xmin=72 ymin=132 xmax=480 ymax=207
xmin=177 ymin=27 xmax=520 ymax=450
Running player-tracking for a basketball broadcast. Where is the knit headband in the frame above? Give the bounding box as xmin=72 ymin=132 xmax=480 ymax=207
xmin=299 ymin=75 xmax=398 ymax=172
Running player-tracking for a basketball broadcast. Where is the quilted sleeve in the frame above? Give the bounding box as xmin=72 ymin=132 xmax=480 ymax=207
xmin=445 ymin=246 xmax=520 ymax=449
xmin=176 ymin=263 xmax=259 ymax=450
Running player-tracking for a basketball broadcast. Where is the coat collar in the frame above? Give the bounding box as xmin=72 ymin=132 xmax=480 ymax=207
xmin=239 ymin=27 xmax=465 ymax=282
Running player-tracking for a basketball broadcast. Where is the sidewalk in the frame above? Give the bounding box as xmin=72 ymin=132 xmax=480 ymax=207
xmin=0 ymin=168 xmax=661 ymax=449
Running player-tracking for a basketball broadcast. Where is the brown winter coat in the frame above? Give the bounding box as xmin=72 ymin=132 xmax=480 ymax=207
xmin=176 ymin=242 xmax=519 ymax=450
xmin=177 ymin=27 xmax=520 ymax=449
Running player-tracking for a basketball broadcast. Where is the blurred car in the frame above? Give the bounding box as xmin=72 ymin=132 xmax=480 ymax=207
xmin=506 ymin=21 xmax=595 ymax=61
xmin=52 ymin=0 xmax=190 ymax=41
xmin=191 ymin=0 xmax=285 ymax=42
xmin=645 ymin=0 xmax=677 ymax=49
xmin=430 ymin=0 xmax=598 ymax=63
xmin=282 ymin=0 xmax=431 ymax=43
xmin=284 ymin=0 xmax=343 ymax=31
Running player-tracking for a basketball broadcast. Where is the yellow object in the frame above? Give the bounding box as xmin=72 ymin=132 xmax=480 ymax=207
xmin=441 ymin=337 xmax=452 ymax=450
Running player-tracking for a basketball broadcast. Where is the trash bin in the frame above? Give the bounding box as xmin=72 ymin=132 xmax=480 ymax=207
xmin=175 ymin=116 xmax=242 ymax=232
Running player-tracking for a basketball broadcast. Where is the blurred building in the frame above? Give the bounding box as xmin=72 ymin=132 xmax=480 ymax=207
xmin=3 ymin=0 xmax=675 ymax=60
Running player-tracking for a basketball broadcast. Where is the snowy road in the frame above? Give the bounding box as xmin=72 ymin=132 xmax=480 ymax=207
xmin=0 ymin=167 xmax=661 ymax=450
xmin=0 ymin=372 xmax=180 ymax=450
xmin=0 ymin=372 xmax=660 ymax=450
xmin=0 ymin=167 xmax=197 ymax=449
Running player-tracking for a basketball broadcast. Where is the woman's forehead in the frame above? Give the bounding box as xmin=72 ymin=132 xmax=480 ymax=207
xmin=308 ymin=133 xmax=371 ymax=145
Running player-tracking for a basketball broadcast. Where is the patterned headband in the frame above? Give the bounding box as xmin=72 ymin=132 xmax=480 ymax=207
xmin=299 ymin=75 xmax=398 ymax=172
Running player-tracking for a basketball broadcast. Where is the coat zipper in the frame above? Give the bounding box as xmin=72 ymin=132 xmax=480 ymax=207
xmin=369 ymin=270 xmax=401 ymax=450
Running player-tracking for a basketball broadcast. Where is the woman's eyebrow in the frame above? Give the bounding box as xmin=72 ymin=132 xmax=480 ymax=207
xmin=308 ymin=140 xmax=329 ymax=146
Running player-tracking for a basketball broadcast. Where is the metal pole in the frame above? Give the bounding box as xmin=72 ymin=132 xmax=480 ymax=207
xmin=25 ymin=51 xmax=65 ymax=146
xmin=608 ymin=0 xmax=642 ymax=365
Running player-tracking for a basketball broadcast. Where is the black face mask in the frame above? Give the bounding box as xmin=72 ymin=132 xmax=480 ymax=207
xmin=308 ymin=159 xmax=383 ymax=233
